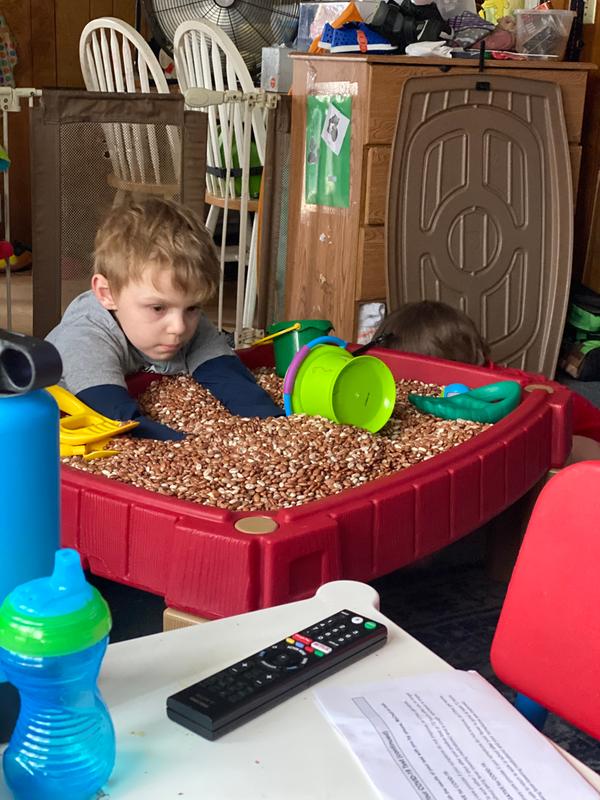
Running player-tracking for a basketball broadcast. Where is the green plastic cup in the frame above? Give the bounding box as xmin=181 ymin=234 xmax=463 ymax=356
xmin=268 ymin=319 xmax=333 ymax=377
xmin=290 ymin=344 xmax=396 ymax=433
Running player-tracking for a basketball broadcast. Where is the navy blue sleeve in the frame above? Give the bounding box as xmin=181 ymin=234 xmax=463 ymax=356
xmin=77 ymin=384 xmax=185 ymax=441
xmin=193 ymin=355 xmax=284 ymax=418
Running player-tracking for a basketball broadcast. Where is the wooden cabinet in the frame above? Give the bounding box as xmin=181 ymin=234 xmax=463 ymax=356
xmin=285 ymin=54 xmax=595 ymax=341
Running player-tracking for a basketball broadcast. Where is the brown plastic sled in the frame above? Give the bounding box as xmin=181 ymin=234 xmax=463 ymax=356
xmin=387 ymin=74 xmax=573 ymax=377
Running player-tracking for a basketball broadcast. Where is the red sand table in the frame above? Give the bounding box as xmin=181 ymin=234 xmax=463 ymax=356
xmin=60 ymin=346 xmax=572 ymax=619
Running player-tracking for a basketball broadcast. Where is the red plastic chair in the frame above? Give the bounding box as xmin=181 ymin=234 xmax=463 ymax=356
xmin=491 ymin=461 xmax=600 ymax=740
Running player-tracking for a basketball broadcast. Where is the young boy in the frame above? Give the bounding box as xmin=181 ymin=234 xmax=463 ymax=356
xmin=376 ymin=300 xmax=600 ymax=462
xmin=46 ymin=197 xmax=283 ymax=440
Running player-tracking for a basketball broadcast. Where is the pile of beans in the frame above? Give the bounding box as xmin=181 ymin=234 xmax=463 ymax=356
xmin=64 ymin=371 xmax=488 ymax=511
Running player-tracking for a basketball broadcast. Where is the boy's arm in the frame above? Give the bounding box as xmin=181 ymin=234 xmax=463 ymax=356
xmin=77 ymin=384 xmax=185 ymax=441
xmin=46 ymin=311 xmax=184 ymax=441
xmin=186 ymin=315 xmax=283 ymax=418
xmin=193 ymin=355 xmax=284 ymax=418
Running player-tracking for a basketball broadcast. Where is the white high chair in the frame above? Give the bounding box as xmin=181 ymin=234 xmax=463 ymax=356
xmin=79 ymin=17 xmax=180 ymax=203
xmin=173 ymin=19 xmax=266 ymax=339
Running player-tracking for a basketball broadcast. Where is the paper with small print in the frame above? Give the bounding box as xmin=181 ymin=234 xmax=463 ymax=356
xmin=321 ymin=101 xmax=350 ymax=157
xmin=314 ymin=670 xmax=599 ymax=800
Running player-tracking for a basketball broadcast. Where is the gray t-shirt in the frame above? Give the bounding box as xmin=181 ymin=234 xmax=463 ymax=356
xmin=46 ymin=291 xmax=233 ymax=395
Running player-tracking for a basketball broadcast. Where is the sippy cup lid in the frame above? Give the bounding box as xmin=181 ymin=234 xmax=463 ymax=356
xmin=0 ymin=548 xmax=111 ymax=657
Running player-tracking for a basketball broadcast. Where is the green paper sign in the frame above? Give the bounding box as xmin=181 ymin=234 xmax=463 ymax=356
xmin=305 ymin=94 xmax=352 ymax=209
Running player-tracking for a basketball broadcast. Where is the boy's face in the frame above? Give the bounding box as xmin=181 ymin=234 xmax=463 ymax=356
xmin=92 ymin=267 xmax=203 ymax=361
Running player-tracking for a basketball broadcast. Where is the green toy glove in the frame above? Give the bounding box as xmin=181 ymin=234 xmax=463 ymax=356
xmin=409 ymin=380 xmax=521 ymax=424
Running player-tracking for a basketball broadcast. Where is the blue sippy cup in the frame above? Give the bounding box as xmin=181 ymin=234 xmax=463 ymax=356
xmin=0 ymin=548 xmax=115 ymax=800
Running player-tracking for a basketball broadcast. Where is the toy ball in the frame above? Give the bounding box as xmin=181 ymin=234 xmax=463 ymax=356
xmin=443 ymin=383 xmax=470 ymax=398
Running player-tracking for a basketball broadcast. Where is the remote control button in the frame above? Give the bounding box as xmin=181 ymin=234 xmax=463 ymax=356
xmin=230 ymin=660 xmax=252 ymax=674
xmin=364 ymin=621 xmax=377 ymax=630
xmin=293 ymin=634 xmax=312 ymax=645
xmin=189 ymin=694 xmax=213 ymax=708
xmin=313 ymin=649 xmax=325 ymax=657
xmin=285 ymin=638 xmax=295 ymax=645
xmin=351 ymin=616 xmax=363 ymax=624
xmin=312 ymin=642 xmax=332 ymax=655
xmin=245 ymin=669 xmax=265 ymax=682
xmin=294 ymin=641 xmax=304 ymax=649
xmin=284 ymin=653 xmax=308 ymax=671
xmin=260 ymin=645 xmax=307 ymax=670
xmin=305 ymin=646 xmax=314 ymax=653
xmin=273 ymin=652 xmax=292 ymax=665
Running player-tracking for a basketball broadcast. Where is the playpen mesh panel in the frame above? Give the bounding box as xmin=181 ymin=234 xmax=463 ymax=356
xmin=58 ymin=121 xmax=182 ymax=312
xmin=31 ymin=89 xmax=207 ymax=338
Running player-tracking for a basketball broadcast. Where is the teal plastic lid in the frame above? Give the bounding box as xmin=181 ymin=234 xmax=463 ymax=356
xmin=0 ymin=549 xmax=111 ymax=658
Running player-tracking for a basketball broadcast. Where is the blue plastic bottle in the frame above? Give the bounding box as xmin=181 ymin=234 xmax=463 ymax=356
xmin=0 ymin=389 xmax=60 ymax=594
xmin=0 ymin=331 xmax=62 ymax=743
xmin=0 ymin=548 xmax=115 ymax=800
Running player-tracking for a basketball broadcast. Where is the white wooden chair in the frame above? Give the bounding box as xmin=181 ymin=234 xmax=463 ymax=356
xmin=174 ymin=19 xmax=266 ymax=339
xmin=79 ymin=17 xmax=179 ymax=203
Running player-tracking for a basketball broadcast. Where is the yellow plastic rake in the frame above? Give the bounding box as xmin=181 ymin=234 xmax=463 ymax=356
xmin=46 ymin=385 xmax=139 ymax=461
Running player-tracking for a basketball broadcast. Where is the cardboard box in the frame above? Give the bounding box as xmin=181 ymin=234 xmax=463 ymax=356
xmin=261 ymin=46 xmax=294 ymax=93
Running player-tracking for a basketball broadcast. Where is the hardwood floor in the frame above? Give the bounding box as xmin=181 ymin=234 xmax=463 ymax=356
xmin=0 ymin=271 xmax=36 ymax=334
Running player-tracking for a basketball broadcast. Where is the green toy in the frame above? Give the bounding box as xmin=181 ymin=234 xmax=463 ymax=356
xmin=408 ymin=381 xmax=521 ymax=424
xmin=216 ymin=136 xmax=262 ymax=198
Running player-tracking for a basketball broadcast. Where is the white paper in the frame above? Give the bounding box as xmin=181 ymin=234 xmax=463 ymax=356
xmin=314 ymin=671 xmax=599 ymax=800
xmin=321 ymin=102 xmax=350 ymax=156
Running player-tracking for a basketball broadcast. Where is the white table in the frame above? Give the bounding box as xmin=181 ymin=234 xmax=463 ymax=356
xmin=0 ymin=580 xmax=598 ymax=799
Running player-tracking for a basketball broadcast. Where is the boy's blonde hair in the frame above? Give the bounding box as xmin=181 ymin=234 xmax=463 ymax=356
xmin=93 ymin=198 xmax=220 ymax=302
xmin=376 ymin=301 xmax=490 ymax=366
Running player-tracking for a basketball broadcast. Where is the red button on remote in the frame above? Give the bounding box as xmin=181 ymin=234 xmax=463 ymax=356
xmin=292 ymin=634 xmax=312 ymax=645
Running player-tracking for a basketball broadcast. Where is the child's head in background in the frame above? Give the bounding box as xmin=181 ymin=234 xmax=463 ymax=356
xmin=375 ymin=301 xmax=490 ymax=366
xmin=90 ymin=198 xmax=220 ymax=362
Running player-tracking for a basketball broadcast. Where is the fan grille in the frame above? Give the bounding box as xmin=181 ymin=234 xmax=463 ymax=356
xmin=143 ymin=0 xmax=300 ymax=75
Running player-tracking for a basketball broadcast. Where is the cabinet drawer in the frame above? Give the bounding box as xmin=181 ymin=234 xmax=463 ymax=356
xmin=356 ymin=226 xmax=386 ymax=301
xmin=363 ymin=146 xmax=390 ymax=226
xmin=366 ymin=65 xmax=587 ymax=145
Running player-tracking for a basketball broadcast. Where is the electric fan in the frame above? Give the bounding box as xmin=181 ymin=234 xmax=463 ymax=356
xmin=141 ymin=0 xmax=301 ymax=77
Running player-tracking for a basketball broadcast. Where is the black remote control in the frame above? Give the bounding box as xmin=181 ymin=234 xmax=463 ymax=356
xmin=166 ymin=609 xmax=387 ymax=740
